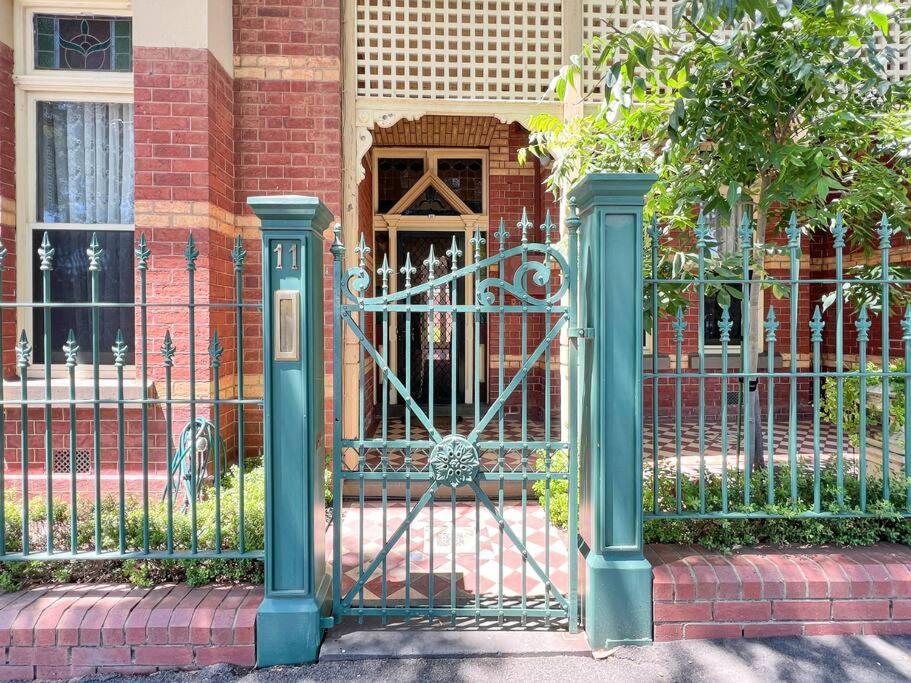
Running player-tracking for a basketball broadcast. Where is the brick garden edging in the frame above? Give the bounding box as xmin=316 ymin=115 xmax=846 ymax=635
xmin=0 ymin=584 xmax=261 ymax=680
xmin=649 ymin=543 xmax=911 ymax=641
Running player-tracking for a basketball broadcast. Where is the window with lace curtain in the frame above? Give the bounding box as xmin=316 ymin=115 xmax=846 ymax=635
xmin=19 ymin=5 xmax=134 ymax=367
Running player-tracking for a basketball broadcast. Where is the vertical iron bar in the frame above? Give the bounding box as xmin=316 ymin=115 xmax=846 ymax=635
xmin=379 ymin=255 xmax=390 ymax=624
xmin=650 ymin=218 xmax=660 ymax=514
xmin=673 ymin=309 xmax=684 ymax=514
xmin=834 ymin=216 xmax=846 ymax=507
xmin=330 ymin=228 xmax=344 ymax=617
xmin=765 ymin=309 xmax=778 ymax=506
xmin=471 ymin=226 xmax=483 ymax=626
xmin=567 ymin=200 xmax=580 ymax=632
xmin=720 ymin=307 xmax=731 ymax=513
xmin=40 ymin=233 xmax=53 ymax=555
xmin=211 ymin=333 xmax=223 ymax=553
xmin=495 ymin=219 xmax=507 ymax=626
xmin=857 ymin=308 xmax=870 ymax=512
xmin=786 ymin=214 xmax=800 ymax=507
xmin=810 ymin=307 xmax=824 ymax=512
xmin=739 ymin=215 xmax=752 ymax=505
xmin=403 ymin=252 xmax=413 ymax=622
xmin=232 ymin=237 xmax=248 ymax=554
xmin=114 ymin=331 xmax=126 ymax=554
xmin=16 ymin=332 xmax=30 ymax=555
xmin=356 ymin=235 xmax=367 ymax=621
xmin=186 ymin=236 xmax=199 ymax=554
xmin=543 ymin=215 xmax=553 ymax=624
xmin=696 ymin=214 xmax=707 ymax=513
xmin=136 ymin=235 xmax=150 ymax=552
xmin=879 ymin=216 xmax=891 ymax=501
xmin=519 ymin=211 xmax=529 ymax=623
xmin=65 ymin=331 xmax=78 ymax=554
xmin=88 ymin=234 xmax=102 ymax=552
xmin=162 ymin=332 xmax=176 ymax=554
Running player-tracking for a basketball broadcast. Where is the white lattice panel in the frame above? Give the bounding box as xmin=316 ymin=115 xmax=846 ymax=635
xmin=583 ymin=2 xmax=911 ymax=87
xmin=356 ymin=1 xmax=563 ymax=101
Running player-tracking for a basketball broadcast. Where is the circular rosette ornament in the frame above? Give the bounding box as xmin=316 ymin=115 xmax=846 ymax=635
xmin=429 ymin=436 xmax=480 ymax=488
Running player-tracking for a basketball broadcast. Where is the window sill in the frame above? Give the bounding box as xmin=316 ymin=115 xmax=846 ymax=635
xmin=688 ymin=352 xmax=782 ymax=371
xmin=2 ymin=376 xmax=150 ymax=402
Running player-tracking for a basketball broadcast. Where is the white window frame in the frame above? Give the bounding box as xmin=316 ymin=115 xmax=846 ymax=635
xmin=13 ymin=0 xmax=134 ymax=377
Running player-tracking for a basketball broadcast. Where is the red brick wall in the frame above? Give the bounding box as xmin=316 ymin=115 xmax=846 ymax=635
xmin=650 ymin=543 xmax=911 ymax=640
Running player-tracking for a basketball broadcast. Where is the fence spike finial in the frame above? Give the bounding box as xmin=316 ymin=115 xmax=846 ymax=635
xmin=446 ymin=235 xmax=462 ymax=271
xmin=209 ymin=332 xmax=224 ymax=368
xmin=718 ymin=305 xmax=733 ymax=344
xmin=112 ymin=329 xmax=128 ymax=367
xmin=542 ymin=209 xmax=556 ymax=244
xmin=786 ymin=211 xmax=800 ymax=248
xmin=672 ymin=307 xmax=687 ymax=342
xmin=330 ymin=223 xmax=344 ymax=260
xmin=901 ymin=304 xmax=911 ymax=342
xmin=87 ymin=233 xmax=104 ymax=272
xmin=231 ymin=234 xmax=247 ymax=273
xmin=38 ymin=232 xmax=55 ymax=271
xmin=518 ymin=207 xmax=531 ymax=245
xmin=878 ymin=213 xmax=892 ymax=249
xmin=355 ymin=232 xmax=370 ymax=268
xmin=831 ymin=212 xmax=846 ymax=249
xmin=809 ymin=305 xmax=825 ymax=343
xmin=694 ymin=209 xmax=709 ymax=249
xmin=738 ymin=210 xmax=753 ymax=250
xmin=494 ymin=217 xmax=509 ymax=250
xmin=377 ymin=254 xmax=392 ymax=294
xmin=63 ymin=329 xmax=79 ymax=367
xmin=15 ymin=330 xmax=31 ymax=368
xmin=765 ymin=306 xmax=779 ymax=343
xmin=184 ymin=234 xmax=199 ymax=272
xmin=400 ymin=252 xmax=416 ymax=288
xmin=135 ymin=233 xmax=151 ymax=271
xmin=424 ymin=244 xmax=440 ymax=280
xmin=470 ymin=224 xmax=486 ymax=260
xmin=856 ymin=306 xmax=872 ymax=343
xmin=161 ymin=330 xmax=177 ymax=367
xmin=566 ymin=197 xmax=581 ymax=236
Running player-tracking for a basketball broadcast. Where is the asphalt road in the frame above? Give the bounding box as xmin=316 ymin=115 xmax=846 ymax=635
xmin=69 ymin=635 xmax=911 ymax=683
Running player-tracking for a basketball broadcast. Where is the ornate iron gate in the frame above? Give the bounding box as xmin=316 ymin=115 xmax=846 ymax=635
xmin=330 ymin=211 xmax=579 ymax=627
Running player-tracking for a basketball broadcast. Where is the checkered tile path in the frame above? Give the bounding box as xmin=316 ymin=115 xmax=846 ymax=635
xmin=351 ymin=416 xmax=856 ymax=477
xmin=326 ymin=501 xmax=570 ymax=608
xmin=644 ymin=418 xmax=858 ymax=477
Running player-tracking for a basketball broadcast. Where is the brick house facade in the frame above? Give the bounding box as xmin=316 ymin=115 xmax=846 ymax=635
xmin=0 ymin=0 xmax=907 ymax=490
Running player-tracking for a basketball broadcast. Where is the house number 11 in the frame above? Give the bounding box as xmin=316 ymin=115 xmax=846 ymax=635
xmin=273 ymin=243 xmax=298 ymax=271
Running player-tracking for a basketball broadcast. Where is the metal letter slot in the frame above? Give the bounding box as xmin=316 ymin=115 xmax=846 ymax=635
xmin=273 ymin=290 xmax=300 ymax=361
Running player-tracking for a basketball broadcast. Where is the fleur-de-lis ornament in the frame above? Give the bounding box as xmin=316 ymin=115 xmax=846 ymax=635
xmin=856 ymin=306 xmax=872 ymax=344
xmin=494 ymin=217 xmax=509 ymax=251
xmin=718 ymin=306 xmax=733 ymax=344
xmin=231 ymin=235 xmax=247 ymax=273
xmin=518 ymin=207 xmax=532 ymax=246
xmin=161 ymin=330 xmax=177 ymax=367
xmin=765 ymin=307 xmax=779 ymax=344
xmin=738 ymin=211 xmax=753 ymax=251
xmin=878 ymin=213 xmax=892 ymax=250
xmin=901 ymin=305 xmax=911 ymax=342
xmin=377 ymin=255 xmax=393 ymax=295
xmin=135 ymin=233 xmax=151 ymax=271
xmin=355 ymin=233 xmax=370 ymax=268
xmin=15 ymin=330 xmax=31 ymax=368
xmin=63 ymin=329 xmax=79 ymax=368
xmin=542 ymin=209 xmax=557 ymax=245
xmin=111 ymin=330 xmax=128 ymax=367
xmin=470 ymin=225 xmax=486 ymax=261
xmin=400 ymin=252 xmax=416 ymax=289
xmin=184 ymin=234 xmax=199 ymax=272
xmin=209 ymin=332 xmax=224 ymax=369
xmin=831 ymin=213 xmax=847 ymax=250
xmin=694 ymin=209 xmax=709 ymax=250
xmin=809 ymin=306 xmax=825 ymax=343
xmin=424 ymin=245 xmax=440 ymax=299
xmin=446 ymin=235 xmax=462 ymax=271
xmin=786 ymin=211 xmax=800 ymax=249
xmin=87 ymin=233 xmax=104 ymax=272
xmin=38 ymin=232 xmax=55 ymax=272
xmin=672 ymin=307 xmax=687 ymax=343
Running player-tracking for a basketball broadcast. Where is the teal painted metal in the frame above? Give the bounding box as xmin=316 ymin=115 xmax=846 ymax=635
xmin=0 ymin=229 xmax=263 ymax=560
xmin=575 ymin=173 xmax=657 ymax=650
xmin=331 ymin=208 xmax=577 ymax=628
xmin=645 ymin=209 xmax=911 ymax=520
xmin=252 ymin=195 xmax=332 ymax=666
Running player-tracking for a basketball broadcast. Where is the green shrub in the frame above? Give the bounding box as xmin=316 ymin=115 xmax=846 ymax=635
xmin=821 ymin=359 xmax=906 ymax=446
xmin=533 ymin=453 xmax=911 ymax=552
xmin=531 ymin=450 xmax=571 ymax=528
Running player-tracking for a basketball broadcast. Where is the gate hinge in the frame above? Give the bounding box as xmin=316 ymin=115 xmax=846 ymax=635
xmin=570 ymin=327 xmax=594 ymax=340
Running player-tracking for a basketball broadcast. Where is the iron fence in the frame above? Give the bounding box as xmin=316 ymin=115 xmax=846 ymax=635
xmin=0 ymin=230 xmax=264 ymax=559
xmin=645 ymin=211 xmax=911 ymax=519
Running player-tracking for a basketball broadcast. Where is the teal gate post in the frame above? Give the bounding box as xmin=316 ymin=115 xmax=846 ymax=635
xmin=250 ymin=195 xmax=333 ymax=666
xmin=574 ymin=174 xmax=657 ymax=650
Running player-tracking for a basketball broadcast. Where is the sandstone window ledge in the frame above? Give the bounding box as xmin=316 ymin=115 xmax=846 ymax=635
xmin=2 ymin=375 xmax=150 ymax=402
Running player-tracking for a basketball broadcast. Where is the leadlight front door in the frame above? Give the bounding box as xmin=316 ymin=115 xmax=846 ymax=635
xmin=396 ymin=231 xmax=466 ymax=406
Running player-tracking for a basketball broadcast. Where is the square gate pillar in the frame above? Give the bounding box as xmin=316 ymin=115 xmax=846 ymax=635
xmin=573 ymin=174 xmax=657 ymax=651
xmin=249 ymin=195 xmax=333 ymax=666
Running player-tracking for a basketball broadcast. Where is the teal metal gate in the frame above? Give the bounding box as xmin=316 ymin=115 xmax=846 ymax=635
xmin=330 ymin=211 xmax=579 ymax=627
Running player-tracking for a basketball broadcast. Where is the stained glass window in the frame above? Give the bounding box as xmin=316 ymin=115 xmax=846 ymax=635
xmin=437 ymin=158 xmax=483 ymax=213
xmin=34 ymin=15 xmax=132 ymax=72
xmin=377 ymin=158 xmax=425 ymax=212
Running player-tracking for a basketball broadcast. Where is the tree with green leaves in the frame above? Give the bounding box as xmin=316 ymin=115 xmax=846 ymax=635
xmin=526 ymin=0 xmax=911 ymax=469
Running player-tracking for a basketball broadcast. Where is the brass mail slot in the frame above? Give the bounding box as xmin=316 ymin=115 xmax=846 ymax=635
xmin=273 ymin=290 xmax=300 ymax=361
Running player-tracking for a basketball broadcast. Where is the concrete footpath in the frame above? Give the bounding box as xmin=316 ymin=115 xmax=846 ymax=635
xmin=68 ymin=635 xmax=911 ymax=683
